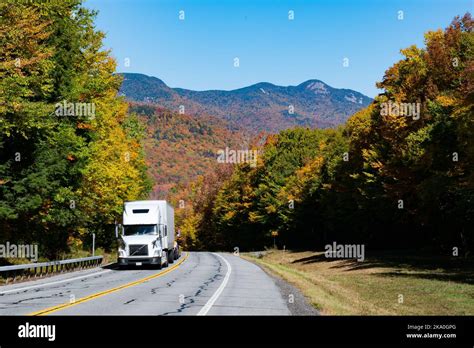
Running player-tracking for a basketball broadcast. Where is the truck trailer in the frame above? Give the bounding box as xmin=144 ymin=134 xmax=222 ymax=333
xmin=116 ymin=200 xmax=180 ymax=268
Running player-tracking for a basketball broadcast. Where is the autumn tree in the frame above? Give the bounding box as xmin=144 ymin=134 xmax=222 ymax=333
xmin=0 ymin=0 xmax=150 ymax=258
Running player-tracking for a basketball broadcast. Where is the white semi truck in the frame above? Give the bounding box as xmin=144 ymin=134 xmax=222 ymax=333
xmin=116 ymin=200 xmax=180 ymax=268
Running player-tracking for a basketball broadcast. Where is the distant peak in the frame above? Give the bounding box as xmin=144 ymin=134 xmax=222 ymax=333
xmin=299 ymin=80 xmax=329 ymax=94
xmin=298 ymin=79 xmax=325 ymax=86
xmin=252 ymin=82 xmax=277 ymax=88
xmin=241 ymin=82 xmax=277 ymax=91
xmin=120 ymin=73 xmax=167 ymax=86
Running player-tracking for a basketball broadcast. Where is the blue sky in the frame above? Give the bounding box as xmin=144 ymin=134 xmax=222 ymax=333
xmin=85 ymin=0 xmax=472 ymax=97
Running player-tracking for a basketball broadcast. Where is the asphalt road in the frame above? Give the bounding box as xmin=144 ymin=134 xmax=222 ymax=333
xmin=0 ymin=252 xmax=315 ymax=315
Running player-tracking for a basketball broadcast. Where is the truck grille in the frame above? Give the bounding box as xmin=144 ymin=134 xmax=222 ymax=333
xmin=129 ymin=244 xmax=148 ymax=256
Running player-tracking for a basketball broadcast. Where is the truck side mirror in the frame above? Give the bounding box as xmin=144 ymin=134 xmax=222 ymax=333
xmin=115 ymin=223 xmax=121 ymax=239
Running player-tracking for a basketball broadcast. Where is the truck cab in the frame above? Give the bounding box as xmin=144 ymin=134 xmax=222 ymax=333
xmin=117 ymin=200 xmax=179 ymax=268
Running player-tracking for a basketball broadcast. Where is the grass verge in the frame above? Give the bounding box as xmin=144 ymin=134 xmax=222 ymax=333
xmin=243 ymin=250 xmax=474 ymax=315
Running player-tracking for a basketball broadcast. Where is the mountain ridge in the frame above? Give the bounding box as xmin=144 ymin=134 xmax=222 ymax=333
xmin=119 ymin=73 xmax=372 ymax=133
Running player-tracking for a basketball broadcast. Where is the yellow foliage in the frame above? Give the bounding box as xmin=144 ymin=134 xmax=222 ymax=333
xmin=223 ymin=211 xmax=235 ymax=220
xmin=264 ymin=205 xmax=277 ymax=214
xmin=436 ymin=95 xmax=456 ymax=107
xmin=179 ymin=213 xmax=199 ymax=249
xmin=79 ymin=94 xmax=147 ymax=223
xmin=249 ymin=211 xmax=263 ymax=222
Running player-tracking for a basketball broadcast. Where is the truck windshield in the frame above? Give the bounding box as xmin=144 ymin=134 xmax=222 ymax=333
xmin=123 ymin=225 xmax=157 ymax=236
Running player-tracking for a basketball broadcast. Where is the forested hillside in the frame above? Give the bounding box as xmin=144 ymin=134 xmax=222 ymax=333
xmin=129 ymin=103 xmax=245 ymax=197
xmin=177 ymin=14 xmax=474 ymax=254
xmin=0 ymin=0 xmax=151 ymax=258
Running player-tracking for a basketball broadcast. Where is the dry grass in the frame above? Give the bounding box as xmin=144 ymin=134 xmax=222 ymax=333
xmin=244 ymin=250 xmax=474 ymax=315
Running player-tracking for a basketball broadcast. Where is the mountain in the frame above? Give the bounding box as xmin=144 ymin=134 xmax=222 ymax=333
xmin=119 ymin=73 xmax=372 ymax=133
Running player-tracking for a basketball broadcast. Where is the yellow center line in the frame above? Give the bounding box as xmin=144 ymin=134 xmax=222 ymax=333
xmin=28 ymin=252 xmax=189 ymax=316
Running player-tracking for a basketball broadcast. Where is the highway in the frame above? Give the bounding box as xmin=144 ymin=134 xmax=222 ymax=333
xmin=0 ymin=252 xmax=316 ymax=316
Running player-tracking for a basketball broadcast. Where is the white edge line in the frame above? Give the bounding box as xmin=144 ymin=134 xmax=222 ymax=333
xmin=196 ymin=253 xmax=231 ymax=316
xmin=0 ymin=269 xmax=112 ymax=295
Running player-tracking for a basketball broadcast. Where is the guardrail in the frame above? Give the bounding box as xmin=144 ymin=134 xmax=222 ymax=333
xmin=0 ymin=256 xmax=103 ymax=284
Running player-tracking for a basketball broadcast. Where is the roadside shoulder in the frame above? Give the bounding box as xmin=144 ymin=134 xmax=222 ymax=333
xmin=242 ymin=254 xmax=319 ymax=316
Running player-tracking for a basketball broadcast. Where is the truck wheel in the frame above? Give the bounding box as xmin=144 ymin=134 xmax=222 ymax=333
xmin=168 ymin=250 xmax=174 ymax=264
xmin=163 ymin=251 xmax=169 ymax=268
